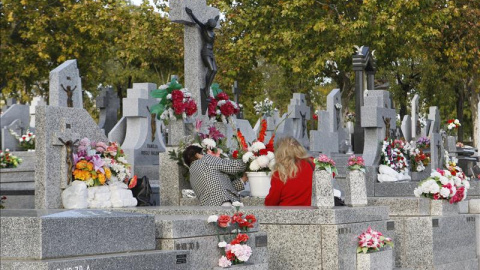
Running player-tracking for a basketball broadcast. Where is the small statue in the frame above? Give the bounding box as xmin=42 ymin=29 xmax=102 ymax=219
xmin=61 ymin=84 xmax=77 ymax=108
xmin=147 ymin=106 xmax=156 ymax=142
xmin=185 ymin=7 xmax=219 ymax=112
xmin=300 ymin=111 xmax=307 ymax=138
xmin=383 ymin=117 xmax=391 ymax=139
xmin=58 ymin=138 xmax=79 ymax=185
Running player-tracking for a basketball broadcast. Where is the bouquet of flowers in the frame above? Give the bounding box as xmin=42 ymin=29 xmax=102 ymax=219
xmin=416 ymin=136 xmax=430 ymax=149
xmin=72 ymin=138 xmax=112 ymax=187
xmin=347 ymin=155 xmax=366 ymax=173
xmin=357 ymin=227 xmax=393 ymax=254
xmin=235 ymin=119 xmax=275 ymax=172
xmin=380 ymin=138 xmax=407 ymax=173
xmin=208 ymin=84 xmax=240 ymax=123
xmin=208 ymin=202 xmax=257 ymax=268
xmin=414 ymin=168 xmax=470 ymax=204
xmin=314 ymin=154 xmax=338 ymax=177
xmin=313 ymin=110 xmax=319 ymax=121
xmin=253 ymin=98 xmax=276 ymax=117
xmin=408 ymin=147 xmax=430 ymax=172
xmin=9 ymin=129 xmax=35 ymax=150
xmin=94 ymin=141 xmax=133 ymax=183
xmin=0 ymin=149 xmax=22 ymax=168
xmin=345 ymin=111 xmax=355 ymax=123
xmin=445 ymin=119 xmax=461 ymax=136
xmin=150 ymin=78 xmax=197 ymax=125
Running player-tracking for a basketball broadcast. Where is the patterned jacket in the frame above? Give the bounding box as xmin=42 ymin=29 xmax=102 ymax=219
xmin=189 ymin=154 xmax=246 ymax=206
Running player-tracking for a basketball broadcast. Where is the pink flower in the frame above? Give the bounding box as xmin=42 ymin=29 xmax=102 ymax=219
xmin=218 ymin=256 xmax=232 ymax=268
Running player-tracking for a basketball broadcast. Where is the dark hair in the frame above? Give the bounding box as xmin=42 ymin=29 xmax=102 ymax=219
xmin=183 ymin=145 xmax=203 ymax=167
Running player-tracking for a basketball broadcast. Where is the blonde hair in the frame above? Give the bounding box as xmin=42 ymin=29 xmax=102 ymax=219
xmin=273 ymin=136 xmax=310 ymax=183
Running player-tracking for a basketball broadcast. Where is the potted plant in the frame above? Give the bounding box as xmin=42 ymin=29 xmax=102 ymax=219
xmin=356 ymin=227 xmax=394 ymax=270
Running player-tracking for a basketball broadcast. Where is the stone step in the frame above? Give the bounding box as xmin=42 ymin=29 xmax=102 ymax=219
xmin=0 ymin=249 xmax=192 ymax=270
xmin=1 ymin=209 xmax=156 ymax=259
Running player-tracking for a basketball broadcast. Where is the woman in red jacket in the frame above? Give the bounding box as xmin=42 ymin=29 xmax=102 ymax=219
xmin=264 ymin=136 xmax=314 ymax=206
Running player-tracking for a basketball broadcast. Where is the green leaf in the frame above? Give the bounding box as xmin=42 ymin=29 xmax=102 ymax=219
xmin=150 ymin=89 xmax=169 ymax=99
xmin=149 ymin=103 xmax=165 ymax=118
xmin=211 ymin=83 xmax=222 ymax=97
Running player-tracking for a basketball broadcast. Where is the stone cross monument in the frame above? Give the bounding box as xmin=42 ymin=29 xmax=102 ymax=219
xmin=96 ymin=86 xmax=120 ymax=136
xmin=49 ymin=59 xmax=83 ymax=108
xmin=169 ymin=0 xmax=220 ymax=114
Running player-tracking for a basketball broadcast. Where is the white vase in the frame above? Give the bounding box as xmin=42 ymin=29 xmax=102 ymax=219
xmin=346 ymin=121 xmax=354 ymax=134
xmin=246 ymin=171 xmax=271 ymax=198
xmin=356 ymin=249 xmax=393 ymax=270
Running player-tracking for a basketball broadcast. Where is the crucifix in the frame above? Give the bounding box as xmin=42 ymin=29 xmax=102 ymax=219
xmin=146 ymin=106 xmax=156 ymax=142
xmin=58 ymin=137 xmax=79 ymax=185
xmin=61 ymin=84 xmax=77 ymax=108
xmin=169 ymin=0 xmax=220 ymax=114
xmin=52 ymin=121 xmax=81 ymax=188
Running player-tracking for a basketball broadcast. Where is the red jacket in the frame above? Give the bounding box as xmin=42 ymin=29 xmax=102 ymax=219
xmin=264 ymin=159 xmax=314 ymax=206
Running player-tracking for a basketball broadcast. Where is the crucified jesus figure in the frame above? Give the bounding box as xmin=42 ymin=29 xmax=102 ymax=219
xmin=185 ymin=7 xmax=219 ymax=112
xmin=61 ymin=84 xmax=77 ymax=108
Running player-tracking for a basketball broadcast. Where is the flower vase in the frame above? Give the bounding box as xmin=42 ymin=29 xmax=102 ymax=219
xmin=410 ymin=164 xmax=431 ymax=181
xmin=168 ymin=120 xmax=193 ymax=146
xmin=246 ymin=171 xmax=271 ymax=198
xmin=311 ymin=170 xmax=334 ymax=207
xmin=445 ymin=136 xmax=457 ymax=152
xmin=356 ymin=249 xmax=393 ymax=270
xmin=346 ymin=121 xmax=354 ymax=134
xmin=345 ymin=170 xmax=367 ymax=207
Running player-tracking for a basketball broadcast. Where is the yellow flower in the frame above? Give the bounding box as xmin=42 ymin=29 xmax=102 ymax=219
xmin=104 ymin=167 xmax=112 ymax=179
xmin=86 ymin=162 xmax=94 ymax=171
xmin=73 ymin=169 xmax=90 ymax=181
xmin=98 ymin=173 xmax=106 ymax=185
xmin=75 ymin=160 xmax=88 ymax=169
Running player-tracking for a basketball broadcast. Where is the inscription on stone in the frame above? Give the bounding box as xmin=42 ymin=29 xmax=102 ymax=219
xmin=338 ymin=227 xmax=352 ymax=234
xmin=176 ymin=254 xmax=188 ymax=264
xmin=175 ymin=242 xmax=200 ymax=250
xmin=255 ymin=235 xmax=268 ymax=247
xmin=466 ymin=216 xmax=476 ymax=222
xmin=386 ymin=221 xmax=395 ymax=231
xmin=432 ymin=219 xmax=439 ymax=227
xmin=56 ymin=265 xmax=90 ymax=270
xmin=140 ymin=144 xmax=161 ymax=156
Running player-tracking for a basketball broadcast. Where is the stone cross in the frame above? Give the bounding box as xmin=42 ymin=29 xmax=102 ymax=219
xmin=29 ymin=96 xmax=46 ymax=128
xmin=352 ymin=46 xmax=376 ymax=153
xmin=49 ymin=60 xmax=83 ymax=108
xmin=428 ymin=106 xmax=440 ymax=134
xmin=232 ymin=81 xmax=242 ymax=119
xmin=96 ymin=86 xmax=120 ymax=136
xmin=286 ymin=93 xmax=310 ymax=148
xmin=411 ymin=94 xmax=420 ymax=139
xmin=169 ymin=0 xmax=220 ymax=114
xmin=361 ymin=90 xmax=396 ymax=167
xmin=52 ymin=121 xmax=81 ymax=189
xmin=401 ymin=115 xmax=412 ymax=142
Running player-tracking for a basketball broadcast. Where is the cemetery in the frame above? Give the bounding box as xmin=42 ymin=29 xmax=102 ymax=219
xmin=1 ymin=0 xmax=479 ymax=270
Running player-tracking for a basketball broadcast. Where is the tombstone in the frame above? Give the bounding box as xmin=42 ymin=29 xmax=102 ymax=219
xmin=310 ymin=89 xmax=347 ymax=155
xmin=275 ymin=94 xmax=310 ymax=148
xmin=401 ymin=115 xmax=412 ymax=142
xmin=1 ymin=98 xmax=17 ymax=112
xmin=169 ymin=0 xmax=220 ymax=114
xmin=352 ymin=46 xmax=376 ymax=153
xmin=49 ymin=60 xmax=83 ymax=108
xmin=34 ymin=105 xmax=107 ymax=209
xmin=0 ymin=104 xmax=30 ymax=151
xmin=361 ymin=90 xmax=396 ymax=167
xmin=96 ymin=86 xmax=120 ymax=136
xmin=29 ymin=96 xmax=46 ymax=128
xmin=411 ymin=94 xmax=420 ymax=140
xmin=232 ymin=81 xmax=243 ymax=119
xmin=120 ymin=83 xmax=166 ymax=181
xmin=427 ymin=106 xmax=444 ymax=170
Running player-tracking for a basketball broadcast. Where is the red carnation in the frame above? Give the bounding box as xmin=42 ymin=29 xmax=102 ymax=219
xmin=235 ymin=233 xmax=249 ymax=243
xmin=313 ymin=114 xmax=318 ymax=121
xmin=217 ymin=215 xmax=231 ymax=228
xmin=171 ymin=90 xmax=184 ymax=102
xmin=226 ymin=250 xmax=235 ymax=261
xmin=447 ymin=119 xmax=454 ymax=124
xmin=232 ymin=150 xmax=239 ymax=159
xmin=216 ymin=92 xmax=229 ymax=100
xmin=230 ymin=238 xmax=241 ymax=245
xmin=220 ymin=102 xmax=236 ymax=117
xmin=259 ymin=149 xmax=268 ymax=156
xmin=185 ymin=99 xmax=197 ymax=116
xmin=245 ymin=214 xmax=256 ymax=224
xmin=173 ymin=100 xmax=185 ymax=115
xmin=208 ymin=99 xmax=218 ymax=117
xmin=231 ymin=212 xmax=244 ymax=224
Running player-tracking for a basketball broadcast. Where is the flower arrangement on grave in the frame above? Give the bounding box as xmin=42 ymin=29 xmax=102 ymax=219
xmin=234 ymin=119 xmax=275 ymax=172
xmin=95 ymin=141 xmax=135 ymax=185
xmin=408 ymin=148 xmax=430 ymax=172
xmin=0 ymin=196 xmax=6 ymax=209
xmin=356 ymin=227 xmax=393 ymax=254
xmin=416 ymin=136 xmax=430 ymax=149
xmin=345 ymin=111 xmax=355 ymax=123
xmin=313 ymin=110 xmax=318 ymax=121
xmin=314 ymin=154 xmax=338 ymax=177
xmin=9 ymin=129 xmax=35 ymax=150
xmin=208 ymin=84 xmax=240 ymax=123
xmin=253 ymin=97 xmax=276 ymax=117
xmin=414 ymin=167 xmax=470 ymax=204
xmin=380 ymin=138 xmax=407 ymax=173
xmin=347 ymin=155 xmax=366 ymax=173
xmin=208 ymin=201 xmax=257 ymax=268
xmin=149 ymin=78 xmax=197 ymax=125
xmin=0 ymin=149 xmax=22 ymax=168
xmin=445 ymin=119 xmax=461 ymax=136
xmin=71 ymin=138 xmax=113 ymax=187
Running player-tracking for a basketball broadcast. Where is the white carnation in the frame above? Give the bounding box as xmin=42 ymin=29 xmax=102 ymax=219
xmin=464 ymin=181 xmax=470 ymax=189
xmin=267 ymin=151 xmax=275 ymax=160
xmin=439 ymin=176 xmax=449 ymax=185
xmin=232 ymin=201 xmax=244 ymax=207
xmin=166 ymin=94 xmax=172 ymax=100
xmin=249 ymin=160 xmax=261 ymax=171
xmin=207 ymin=215 xmax=218 ymax=223
xmin=201 ymin=138 xmax=216 ymax=150
xmin=431 ymin=171 xmax=442 ymax=178
xmin=268 ymin=159 xmax=275 ymax=170
xmin=242 ymin=152 xmax=254 ymax=163
xmin=413 ymin=187 xmax=423 ymax=197
xmin=218 ymin=241 xmax=227 ymax=248
xmin=439 ymin=187 xmax=450 ymax=198
xmin=256 ymin=155 xmax=270 ymax=168
xmin=250 ymin=141 xmax=266 ymax=152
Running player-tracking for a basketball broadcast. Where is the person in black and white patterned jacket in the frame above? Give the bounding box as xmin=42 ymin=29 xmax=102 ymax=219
xmin=183 ymin=145 xmax=248 ymax=206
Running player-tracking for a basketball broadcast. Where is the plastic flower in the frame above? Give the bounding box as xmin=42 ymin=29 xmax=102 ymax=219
xmin=218 ymin=256 xmax=232 ymax=268
xmin=201 ymin=138 xmax=216 ymax=150
xmin=208 ymin=215 xmax=219 ymax=223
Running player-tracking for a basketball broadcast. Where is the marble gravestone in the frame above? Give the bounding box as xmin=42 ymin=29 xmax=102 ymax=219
xmin=29 ymin=96 xmax=46 ymax=128
xmin=428 ymin=106 xmax=444 ymax=170
xmin=97 ymin=86 xmax=120 ymax=136
xmin=411 ymin=94 xmax=420 ymax=140
xmin=276 ymin=93 xmax=310 ymax=148
xmin=0 ymin=104 xmax=30 ymax=151
xmin=121 ymin=83 xmax=166 ymax=181
xmin=310 ymin=89 xmax=347 ymax=155
xmin=49 ymin=59 xmax=83 ymax=108
xmin=169 ymin=0 xmax=220 ymax=114
xmin=401 ymin=115 xmax=412 ymax=142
